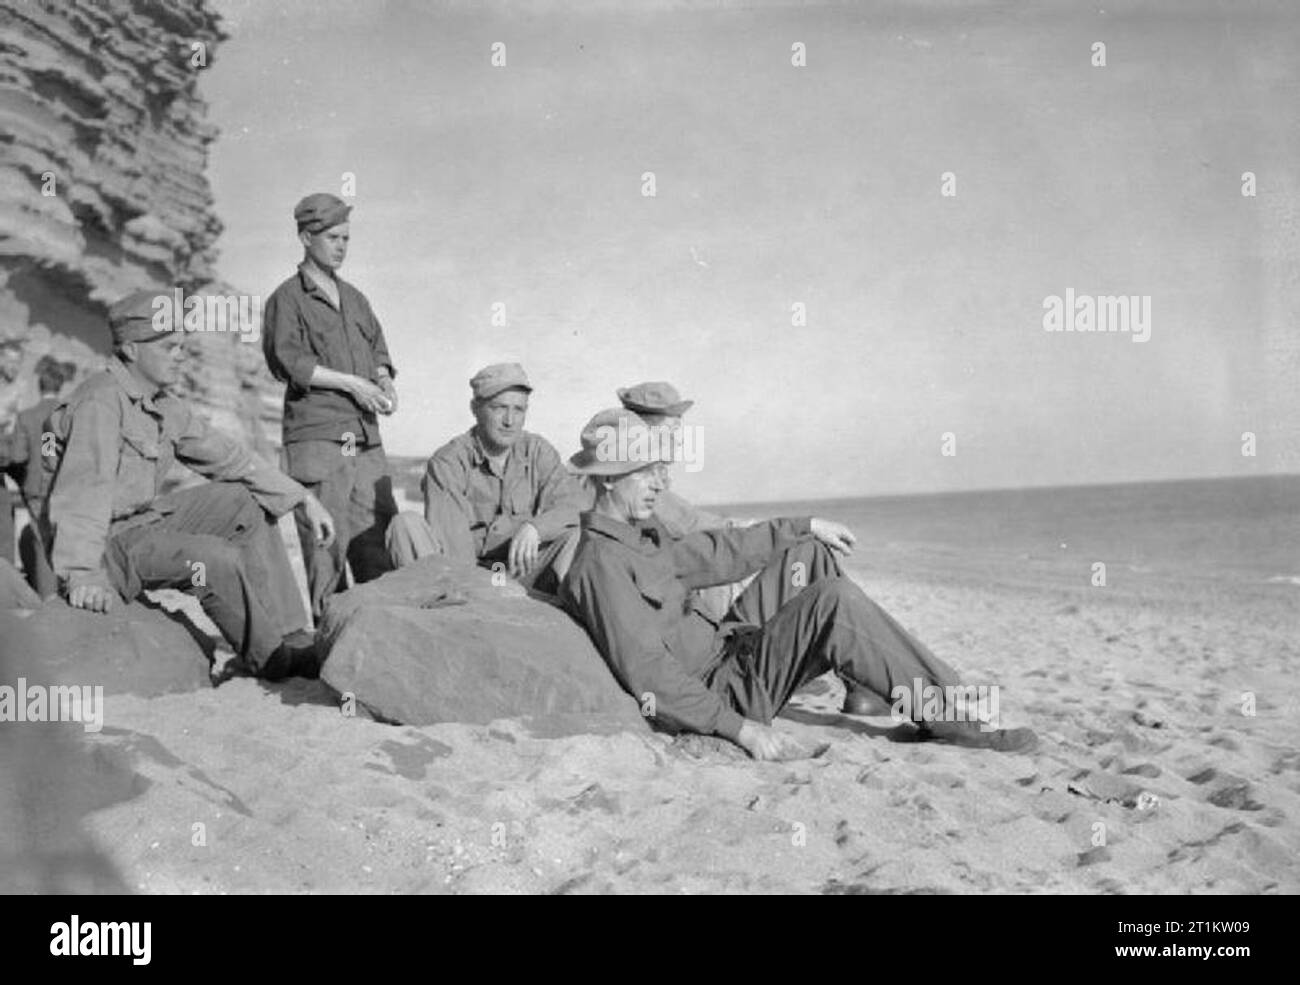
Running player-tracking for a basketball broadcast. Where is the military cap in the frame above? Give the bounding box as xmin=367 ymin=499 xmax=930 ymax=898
xmin=108 ymin=289 xmax=172 ymax=346
xmin=568 ymin=407 xmax=672 ymax=476
xmin=294 ymin=193 xmax=352 ymax=234
xmin=616 ymin=381 xmax=693 ymax=418
xmin=470 ymin=362 xmax=532 ymax=401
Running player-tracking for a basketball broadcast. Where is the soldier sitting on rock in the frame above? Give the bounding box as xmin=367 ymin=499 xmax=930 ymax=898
xmin=44 ymin=290 xmax=335 ymax=681
xmin=560 ymin=407 xmax=1038 ymax=761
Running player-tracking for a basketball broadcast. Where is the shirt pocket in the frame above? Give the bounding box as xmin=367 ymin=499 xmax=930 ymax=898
xmin=631 ymin=567 xmax=679 ymax=611
xmin=119 ymin=425 xmax=161 ymax=463
xmin=505 ymin=476 xmax=535 ymax=517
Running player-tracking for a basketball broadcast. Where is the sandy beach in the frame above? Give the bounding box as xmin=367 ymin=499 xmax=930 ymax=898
xmin=61 ymin=513 xmax=1298 ymax=895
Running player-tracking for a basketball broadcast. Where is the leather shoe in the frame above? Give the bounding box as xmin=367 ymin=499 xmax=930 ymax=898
xmin=841 ymin=683 xmax=891 ymax=716
xmin=917 ymin=720 xmax=1038 ymax=754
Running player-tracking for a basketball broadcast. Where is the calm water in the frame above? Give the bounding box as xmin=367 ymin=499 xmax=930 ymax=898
xmin=712 ymin=475 xmax=1300 ymax=592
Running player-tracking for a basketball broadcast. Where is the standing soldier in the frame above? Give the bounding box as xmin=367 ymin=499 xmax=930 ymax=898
xmin=262 ymin=193 xmax=398 ymax=621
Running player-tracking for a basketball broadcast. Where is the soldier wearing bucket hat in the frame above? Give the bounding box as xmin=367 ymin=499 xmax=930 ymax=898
xmin=385 ymin=362 xmax=588 ymax=594
xmin=41 ymin=289 xmax=335 ymax=680
xmin=613 ymin=379 xmax=883 ymax=717
xmin=262 ymin=193 xmax=399 ymax=620
xmin=560 ymin=407 xmax=1038 ymax=761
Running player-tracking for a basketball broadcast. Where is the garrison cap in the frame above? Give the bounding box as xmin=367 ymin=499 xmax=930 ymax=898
xmin=568 ymin=407 xmax=672 ymax=476
xmin=470 ymin=362 xmax=532 ymax=401
xmin=616 ymin=381 xmax=693 ymax=418
xmin=294 ymin=193 xmax=352 ymax=234
xmin=108 ymin=289 xmax=171 ymax=346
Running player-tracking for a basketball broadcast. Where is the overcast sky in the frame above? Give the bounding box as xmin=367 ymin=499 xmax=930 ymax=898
xmin=201 ymin=0 xmax=1298 ymax=504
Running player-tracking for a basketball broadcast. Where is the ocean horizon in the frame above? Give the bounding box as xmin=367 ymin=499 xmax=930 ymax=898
xmin=384 ymin=465 xmax=1299 ymax=592
xmin=709 ymin=473 xmax=1300 ymax=594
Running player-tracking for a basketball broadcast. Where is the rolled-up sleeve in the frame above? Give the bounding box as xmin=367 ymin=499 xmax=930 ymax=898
xmin=262 ymin=290 xmax=318 ymax=390
xmin=565 ymin=556 xmax=744 ymax=741
xmin=48 ymin=393 xmax=121 ymax=584
xmin=423 ymin=451 xmax=478 ymax=562
xmin=362 ymin=295 xmax=395 ymax=379
xmin=172 ymin=403 xmax=305 ymax=518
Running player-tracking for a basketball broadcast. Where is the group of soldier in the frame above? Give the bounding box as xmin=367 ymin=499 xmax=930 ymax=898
xmin=1 ymin=192 xmax=1036 ymax=761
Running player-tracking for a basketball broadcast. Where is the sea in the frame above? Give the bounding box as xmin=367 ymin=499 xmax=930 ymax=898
xmin=710 ymin=474 xmax=1300 ymax=598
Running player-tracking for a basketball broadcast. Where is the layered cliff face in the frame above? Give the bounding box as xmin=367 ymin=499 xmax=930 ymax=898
xmin=0 ymin=0 xmax=277 ymax=457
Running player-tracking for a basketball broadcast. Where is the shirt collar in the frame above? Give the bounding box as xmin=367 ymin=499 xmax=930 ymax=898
xmin=297 ymin=263 xmax=343 ymax=306
xmin=468 ymin=427 xmax=520 ymax=477
xmin=108 ymin=357 xmax=159 ymax=410
xmin=581 ymin=510 xmax=665 ymax=550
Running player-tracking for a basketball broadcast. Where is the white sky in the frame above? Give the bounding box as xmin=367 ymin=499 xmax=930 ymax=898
xmin=201 ymin=0 xmax=1299 ymax=504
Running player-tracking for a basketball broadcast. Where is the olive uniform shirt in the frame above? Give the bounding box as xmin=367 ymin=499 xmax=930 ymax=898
xmin=47 ymin=359 xmax=306 ymax=589
xmin=423 ymin=429 xmax=589 ymax=563
xmin=262 ymin=265 xmax=395 ymax=446
xmin=561 ymin=512 xmax=812 ymax=741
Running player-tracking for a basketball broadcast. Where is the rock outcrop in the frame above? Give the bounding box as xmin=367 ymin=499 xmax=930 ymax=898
xmin=0 ymin=598 xmax=213 ymax=697
xmin=0 ymin=0 xmax=279 ymax=458
xmin=319 ymin=557 xmax=648 ymax=734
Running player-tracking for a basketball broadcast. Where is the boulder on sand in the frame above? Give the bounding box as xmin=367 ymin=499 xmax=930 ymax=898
xmin=318 ymin=556 xmax=646 ymax=732
xmin=0 ymin=599 xmax=212 ymax=697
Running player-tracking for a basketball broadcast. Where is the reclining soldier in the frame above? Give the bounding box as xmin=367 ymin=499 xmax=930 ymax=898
xmin=569 ymin=381 xmax=884 ymax=716
xmin=560 ymin=407 xmax=1038 ymax=761
xmin=46 ymin=290 xmax=335 ymax=680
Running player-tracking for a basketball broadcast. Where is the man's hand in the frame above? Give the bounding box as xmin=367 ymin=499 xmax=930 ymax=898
xmin=508 ymin=522 xmax=540 ymax=578
xmin=302 ymin=492 xmax=336 ymax=548
xmin=736 ymin=720 xmax=825 ymax=761
xmin=348 ymin=376 xmax=391 ymax=415
xmin=375 ymin=374 xmax=397 ymax=415
xmin=810 ymin=517 xmax=856 ymax=556
xmin=68 ymin=574 xmax=117 ymax=614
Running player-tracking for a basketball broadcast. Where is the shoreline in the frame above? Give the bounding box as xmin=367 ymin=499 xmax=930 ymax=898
xmin=70 ymin=558 xmax=1298 ymax=894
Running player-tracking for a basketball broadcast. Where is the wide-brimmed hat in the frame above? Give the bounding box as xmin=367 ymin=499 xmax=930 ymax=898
xmin=569 ymin=407 xmax=674 ymax=476
xmin=617 ymin=381 xmax=693 ymax=418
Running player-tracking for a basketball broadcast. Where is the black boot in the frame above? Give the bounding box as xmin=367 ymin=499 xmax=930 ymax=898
xmin=840 ymin=680 xmax=891 ymax=716
xmin=260 ymin=629 xmax=321 ymax=682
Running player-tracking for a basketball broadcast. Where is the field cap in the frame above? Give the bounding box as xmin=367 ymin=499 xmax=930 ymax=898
xmin=294 ymin=193 xmax=352 ymax=234
xmin=617 ymin=381 xmax=693 ymax=417
xmin=108 ymin=289 xmax=171 ymax=346
xmin=470 ymin=362 xmax=532 ymax=401
xmin=569 ymin=407 xmax=673 ymax=476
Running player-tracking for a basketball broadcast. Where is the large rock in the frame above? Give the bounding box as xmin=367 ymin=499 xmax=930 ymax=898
xmin=0 ymin=598 xmax=212 ymax=698
xmin=319 ymin=557 xmax=645 ymax=732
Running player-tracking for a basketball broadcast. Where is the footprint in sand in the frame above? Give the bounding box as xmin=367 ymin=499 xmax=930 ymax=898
xmin=1185 ymin=767 xmax=1268 ymax=813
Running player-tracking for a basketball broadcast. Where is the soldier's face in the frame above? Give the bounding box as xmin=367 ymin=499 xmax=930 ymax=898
xmin=607 ymin=463 xmax=668 ymax=522
xmin=130 ymin=337 xmax=185 ymax=390
xmin=473 ymin=389 xmax=529 ymax=453
xmin=301 ymin=222 xmax=350 ymax=270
